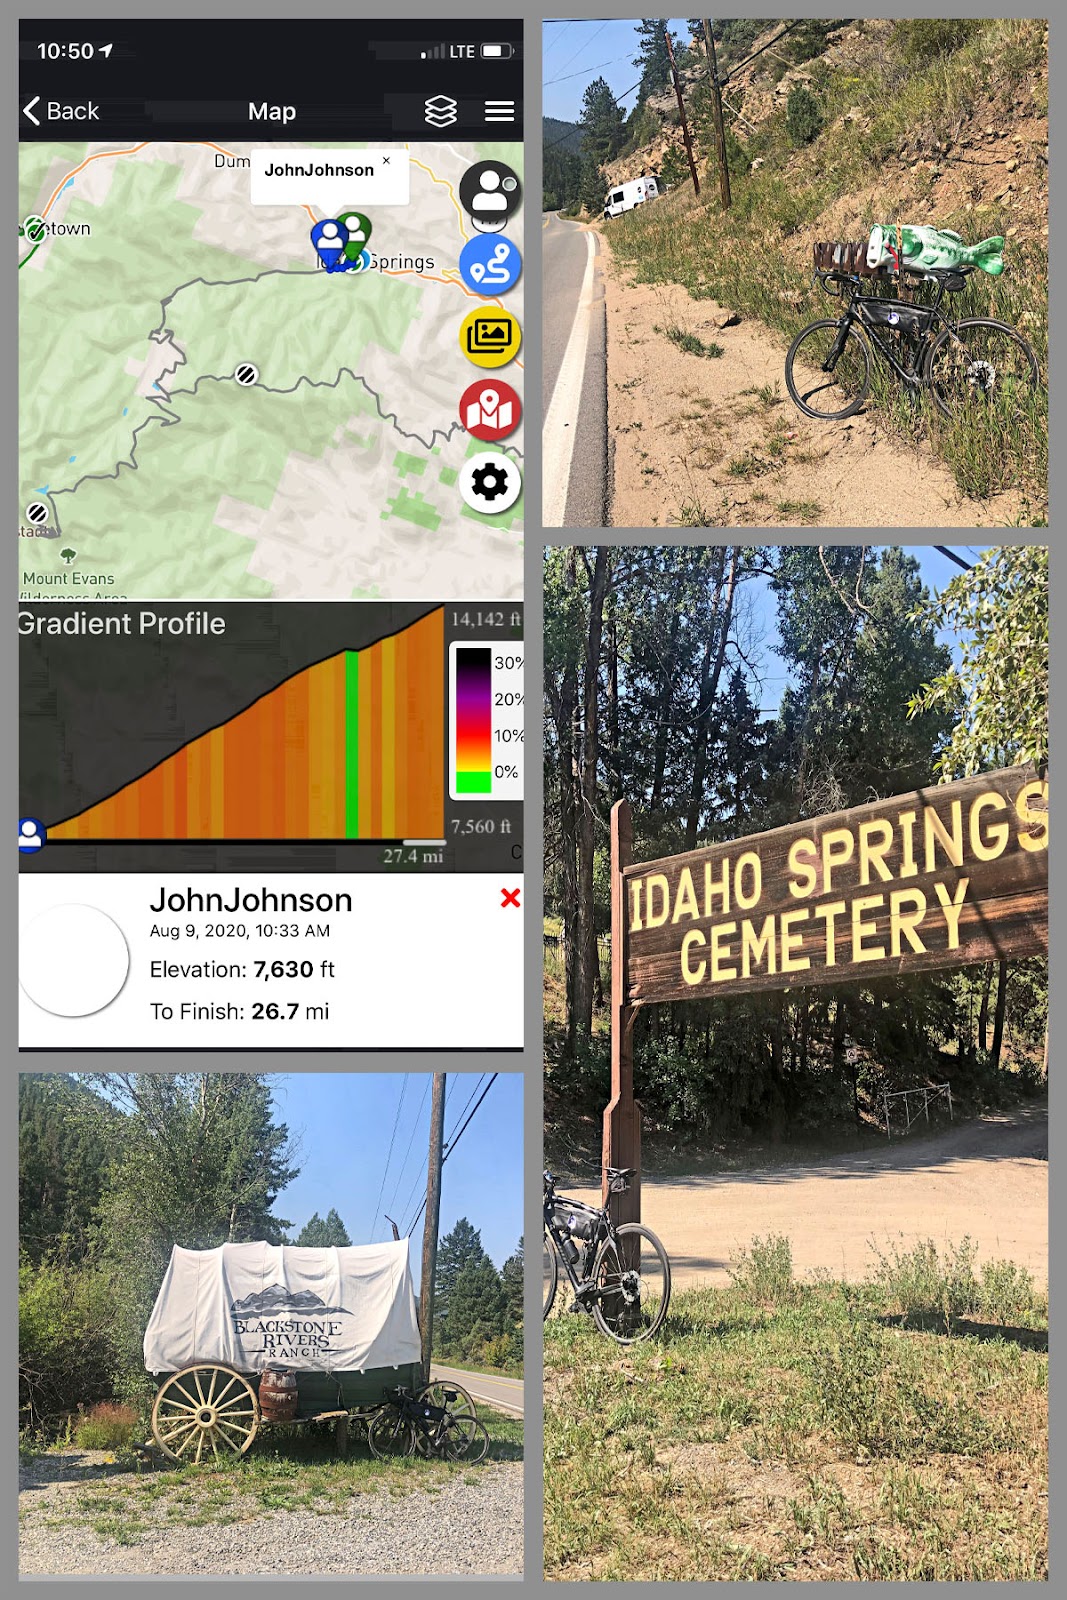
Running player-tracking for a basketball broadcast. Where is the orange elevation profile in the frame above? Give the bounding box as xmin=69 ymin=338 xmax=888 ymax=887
xmin=50 ymin=610 xmax=445 ymax=841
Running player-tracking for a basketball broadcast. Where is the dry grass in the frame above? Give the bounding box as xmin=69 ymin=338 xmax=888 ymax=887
xmin=544 ymin=1262 xmax=1046 ymax=1580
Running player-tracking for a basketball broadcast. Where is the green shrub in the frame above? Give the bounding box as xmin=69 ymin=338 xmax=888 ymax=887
xmin=19 ymin=1256 xmax=120 ymax=1430
xmin=978 ymin=1258 xmax=1040 ymax=1325
xmin=894 ymin=19 xmax=982 ymax=66
xmin=727 ymin=1234 xmax=796 ymax=1305
xmin=785 ymin=85 xmax=823 ymax=147
xmin=869 ymin=1236 xmax=980 ymax=1323
xmin=74 ymin=1401 xmax=139 ymax=1451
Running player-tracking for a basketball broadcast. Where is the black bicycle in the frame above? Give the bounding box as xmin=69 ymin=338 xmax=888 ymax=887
xmin=367 ymin=1383 xmax=489 ymax=1463
xmin=543 ymin=1168 xmax=671 ymax=1343
xmin=785 ymin=267 xmax=1040 ymax=422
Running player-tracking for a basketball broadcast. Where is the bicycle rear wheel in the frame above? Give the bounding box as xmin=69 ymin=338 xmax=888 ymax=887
xmin=591 ymin=1223 xmax=671 ymax=1343
xmin=785 ymin=318 xmax=871 ymax=420
xmin=924 ymin=318 xmax=1040 ymax=420
xmin=542 ymin=1231 xmax=559 ymax=1321
xmin=367 ymin=1407 xmax=415 ymax=1459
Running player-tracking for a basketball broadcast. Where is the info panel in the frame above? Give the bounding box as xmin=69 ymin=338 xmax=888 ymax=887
xmin=18 ymin=21 xmax=525 ymax=1050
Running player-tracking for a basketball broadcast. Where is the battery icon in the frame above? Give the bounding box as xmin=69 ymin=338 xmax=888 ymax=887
xmin=481 ymin=43 xmax=513 ymax=59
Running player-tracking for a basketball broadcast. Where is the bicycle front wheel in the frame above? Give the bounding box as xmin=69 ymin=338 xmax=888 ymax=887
xmin=785 ymin=318 xmax=871 ymax=420
xmin=367 ymin=1407 xmax=415 ymax=1459
xmin=542 ymin=1231 xmax=559 ymax=1322
xmin=440 ymin=1414 xmax=490 ymax=1464
xmin=591 ymin=1223 xmax=671 ymax=1343
xmin=924 ymin=318 xmax=1040 ymax=420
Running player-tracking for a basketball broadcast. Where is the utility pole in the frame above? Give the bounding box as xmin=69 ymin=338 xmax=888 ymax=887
xmin=702 ymin=19 xmax=732 ymax=209
xmin=663 ymin=26 xmax=699 ymax=197
xmin=419 ymin=1072 xmax=446 ymax=1383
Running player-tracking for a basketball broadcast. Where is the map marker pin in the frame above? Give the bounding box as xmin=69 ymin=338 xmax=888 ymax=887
xmin=337 ymin=211 xmax=373 ymax=263
xmin=310 ymin=218 xmax=349 ymax=272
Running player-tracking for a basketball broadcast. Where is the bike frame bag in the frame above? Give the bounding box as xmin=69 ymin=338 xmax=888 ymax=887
xmin=856 ymin=298 xmax=934 ymax=339
xmin=552 ymin=1200 xmax=600 ymax=1240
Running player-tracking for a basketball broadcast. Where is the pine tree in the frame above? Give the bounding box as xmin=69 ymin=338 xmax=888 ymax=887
xmin=633 ymin=19 xmax=673 ymax=101
xmin=443 ymin=1258 xmax=509 ymax=1349
xmin=500 ymin=1239 xmax=524 ymax=1324
xmin=578 ymin=77 xmax=626 ymax=165
xmin=434 ymin=1217 xmax=489 ymax=1326
xmin=295 ymin=1207 xmax=352 ymax=1247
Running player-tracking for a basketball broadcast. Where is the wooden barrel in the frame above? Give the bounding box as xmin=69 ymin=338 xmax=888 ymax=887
xmin=259 ymin=1368 xmax=298 ymax=1421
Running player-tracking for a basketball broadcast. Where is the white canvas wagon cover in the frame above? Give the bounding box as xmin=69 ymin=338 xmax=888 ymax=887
xmin=144 ymin=1240 xmax=421 ymax=1375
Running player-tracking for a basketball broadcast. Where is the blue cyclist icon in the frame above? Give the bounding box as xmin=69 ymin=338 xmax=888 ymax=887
xmin=310 ymin=218 xmax=349 ymax=272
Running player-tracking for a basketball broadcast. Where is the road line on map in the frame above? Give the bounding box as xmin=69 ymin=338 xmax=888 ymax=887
xmin=542 ymin=229 xmax=596 ymax=528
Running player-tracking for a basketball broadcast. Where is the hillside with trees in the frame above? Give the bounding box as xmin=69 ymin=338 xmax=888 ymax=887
xmin=544 ymin=545 xmax=1048 ymax=1168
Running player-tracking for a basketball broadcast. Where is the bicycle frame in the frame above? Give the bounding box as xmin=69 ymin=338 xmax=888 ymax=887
xmin=817 ymin=270 xmax=960 ymax=388
xmin=543 ymin=1180 xmax=613 ymax=1309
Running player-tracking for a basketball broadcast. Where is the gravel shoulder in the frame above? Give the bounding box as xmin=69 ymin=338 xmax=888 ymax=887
xmin=19 ymin=1451 xmax=523 ymax=1576
xmin=601 ymin=235 xmax=1031 ymax=529
xmin=568 ymin=1104 xmax=1047 ymax=1288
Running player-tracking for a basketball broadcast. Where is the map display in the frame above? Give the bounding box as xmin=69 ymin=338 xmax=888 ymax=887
xmin=18 ymin=140 xmax=524 ymax=601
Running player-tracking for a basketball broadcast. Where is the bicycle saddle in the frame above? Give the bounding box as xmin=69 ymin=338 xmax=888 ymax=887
xmin=605 ymin=1165 xmax=636 ymax=1180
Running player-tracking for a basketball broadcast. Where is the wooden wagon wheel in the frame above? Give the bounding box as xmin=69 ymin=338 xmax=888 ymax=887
xmin=151 ymin=1364 xmax=260 ymax=1464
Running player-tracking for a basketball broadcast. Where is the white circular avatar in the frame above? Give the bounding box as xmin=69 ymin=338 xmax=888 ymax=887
xmin=20 ymin=904 xmax=131 ymax=1017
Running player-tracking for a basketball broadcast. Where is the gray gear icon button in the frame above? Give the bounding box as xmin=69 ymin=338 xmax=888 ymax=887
xmin=460 ymin=451 xmax=522 ymax=515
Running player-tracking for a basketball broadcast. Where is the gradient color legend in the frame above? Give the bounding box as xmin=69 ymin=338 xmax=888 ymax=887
xmin=453 ymin=647 xmax=493 ymax=794
xmin=448 ymin=640 xmax=523 ymax=802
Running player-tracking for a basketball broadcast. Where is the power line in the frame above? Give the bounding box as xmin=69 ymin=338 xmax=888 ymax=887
xmin=397 ymin=1076 xmax=448 ymax=1234
xmin=404 ymin=1074 xmax=482 ymax=1237
xmin=543 ymin=20 xmax=576 ymax=58
xmin=386 ymin=1076 xmax=431 ymax=1214
xmin=545 ymin=52 xmax=633 ymax=86
xmin=447 ymin=1074 xmax=498 ymax=1159
xmin=445 ymin=1073 xmax=485 ymax=1145
xmin=550 ymin=18 xmax=611 ymax=83
xmin=407 ymin=1074 xmax=498 ymax=1234
xmin=369 ymin=1074 xmax=407 ymax=1242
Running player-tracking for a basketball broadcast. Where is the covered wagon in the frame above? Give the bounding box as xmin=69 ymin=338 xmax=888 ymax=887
xmin=144 ymin=1239 xmax=423 ymax=1461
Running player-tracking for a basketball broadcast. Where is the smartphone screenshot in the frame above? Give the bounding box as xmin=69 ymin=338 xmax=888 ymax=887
xmin=18 ymin=21 xmax=524 ymax=1050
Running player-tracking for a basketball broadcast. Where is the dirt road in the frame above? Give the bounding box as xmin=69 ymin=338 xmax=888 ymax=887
xmin=569 ymin=1104 xmax=1047 ymax=1288
xmin=602 ymin=238 xmax=1033 ymax=529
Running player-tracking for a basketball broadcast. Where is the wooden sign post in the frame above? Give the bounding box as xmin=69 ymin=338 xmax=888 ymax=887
xmin=603 ymin=800 xmax=641 ymax=1223
xmin=604 ymin=767 xmax=1049 ymax=1220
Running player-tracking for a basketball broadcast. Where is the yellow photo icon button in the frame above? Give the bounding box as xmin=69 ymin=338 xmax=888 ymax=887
xmin=459 ymin=308 xmax=522 ymax=368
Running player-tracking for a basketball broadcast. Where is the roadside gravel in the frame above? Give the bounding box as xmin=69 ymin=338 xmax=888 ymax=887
xmin=19 ymin=1453 xmax=523 ymax=1576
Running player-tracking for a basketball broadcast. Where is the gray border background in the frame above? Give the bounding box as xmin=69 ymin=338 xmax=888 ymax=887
xmin=6 ymin=0 xmax=1058 ymax=1594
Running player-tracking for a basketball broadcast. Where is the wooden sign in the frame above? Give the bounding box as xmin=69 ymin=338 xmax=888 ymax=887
xmin=621 ymin=766 xmax=1048 ymax=1007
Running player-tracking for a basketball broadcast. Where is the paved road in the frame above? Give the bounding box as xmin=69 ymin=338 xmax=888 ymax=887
xmin=541 ymin=212 xmax=608 ymax=528
xmin=430 ymin=1363 xmax=523 ymax=1417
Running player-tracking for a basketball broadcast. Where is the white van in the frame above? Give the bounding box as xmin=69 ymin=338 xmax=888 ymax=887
xmin=603 ymin=175 xmax=660 ymax=220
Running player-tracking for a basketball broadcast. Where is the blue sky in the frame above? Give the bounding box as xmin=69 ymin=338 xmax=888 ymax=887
xmin=543 ymin=18 xmax=694 ymax=123
xmin=739 ymin=544 xmax=987 ymax=717
xmin=268 ymin=1073 xmax=523 ymax=1281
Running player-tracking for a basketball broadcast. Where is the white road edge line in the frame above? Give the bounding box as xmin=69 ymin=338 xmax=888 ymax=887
xmin=542 ymin=229 xmax=597 ymax=528
xmin=465 ymin=1390 xmax=523 ymax=1416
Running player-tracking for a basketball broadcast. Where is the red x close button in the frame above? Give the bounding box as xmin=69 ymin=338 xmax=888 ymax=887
xmin=501 ymin=887 xmax=521 ymax=909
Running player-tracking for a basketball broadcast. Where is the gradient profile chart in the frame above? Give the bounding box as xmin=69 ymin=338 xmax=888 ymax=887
xmin=448 ymin=641 xmax=524 ymax=801
xmin=48 ymin=610 xmax=446 ymax=843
